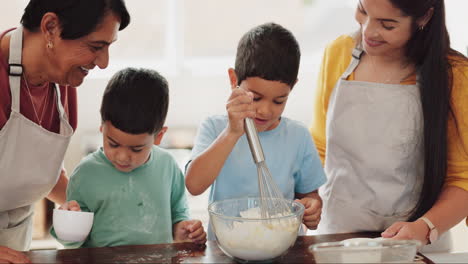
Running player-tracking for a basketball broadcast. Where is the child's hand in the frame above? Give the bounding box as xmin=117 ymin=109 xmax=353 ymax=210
xmin=295 ymin=196 xmax=322 ymax=230
xmin=173 ymin=220 xmax=207 ymax=244
xmin=58 ymin=200 xmax=81 ymax=211
xmin=226 ymin=87 xmax=255 ymax=137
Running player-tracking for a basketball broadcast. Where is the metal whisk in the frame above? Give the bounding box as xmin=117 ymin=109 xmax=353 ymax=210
xmin=244 ymin=117 xmax=292 ymax=219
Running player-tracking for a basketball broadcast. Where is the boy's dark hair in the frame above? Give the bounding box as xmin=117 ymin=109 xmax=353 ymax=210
xmin=234 ymin=22 xmax=301 ymax=87
xmin=21 ymin=0 xmax=130 ymax=40
xmin=100 ymin=68 xmax=169 ymax=135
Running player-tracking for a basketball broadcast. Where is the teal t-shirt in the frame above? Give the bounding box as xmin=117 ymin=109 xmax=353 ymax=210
xmin=52 ymin=146 xmax=189 ymax=248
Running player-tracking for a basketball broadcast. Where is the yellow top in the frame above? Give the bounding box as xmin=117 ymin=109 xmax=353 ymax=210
xmin=310 ymin=34 xmax=468 ymax=193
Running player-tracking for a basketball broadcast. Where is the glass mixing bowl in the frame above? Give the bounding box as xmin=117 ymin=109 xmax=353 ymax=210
xmin=208 ymin=197 xmax=304 ymax=263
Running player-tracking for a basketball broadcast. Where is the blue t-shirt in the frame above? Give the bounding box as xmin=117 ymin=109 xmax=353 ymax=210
xmin=191 ymin=115 xmax=327 ymax=204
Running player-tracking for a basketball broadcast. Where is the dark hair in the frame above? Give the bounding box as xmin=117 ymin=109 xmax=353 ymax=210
xmin=100 ymin=68 xmax=169 ymax=135
xmin=390 ymin=0 xmax=468 ymax=221
xmin=234 ymin=22 xmax=301 ymax=87
xmin=20 ymin=0 xmax=130 ymax=39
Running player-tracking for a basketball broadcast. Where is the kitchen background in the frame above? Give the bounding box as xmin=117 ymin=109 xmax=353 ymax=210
xmin=3 ymin=0 xmax=468 ymax=252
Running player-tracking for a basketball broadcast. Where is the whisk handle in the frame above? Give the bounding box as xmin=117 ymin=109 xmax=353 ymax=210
xmin=244 ymin=118 xmax=265 ymax=163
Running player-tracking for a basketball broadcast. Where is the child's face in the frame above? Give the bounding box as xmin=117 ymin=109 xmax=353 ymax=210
xmin=100 ymin=121 xmax=165 ymax=173
xmin=239 ymin=77 xmax=291 ymax=132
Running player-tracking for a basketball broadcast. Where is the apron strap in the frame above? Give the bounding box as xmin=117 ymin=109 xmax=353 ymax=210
xmin=8 ymin=26 xmax=23 ymax=113
xmin=7 ymin=26 xmax=69 ymax=123
xmin=340 ymin=47 xmax=364 ymax=80
xmin=53 ymin=84 xmax=68 ymax=121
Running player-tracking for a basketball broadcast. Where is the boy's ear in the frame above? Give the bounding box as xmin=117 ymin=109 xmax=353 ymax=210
xmin=154 ymin=126 xmax=168 ymax=145
xmin=228 ymin=68 xmax=238 ymax=90
xmin=99 ymin=124 xmax=103 ymax=133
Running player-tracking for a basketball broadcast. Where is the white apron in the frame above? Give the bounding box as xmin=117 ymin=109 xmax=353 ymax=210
xmin=317 ymin=45 xmax=451 ymax=252
xmin=0 ymin=26 xmax=73 ymax=251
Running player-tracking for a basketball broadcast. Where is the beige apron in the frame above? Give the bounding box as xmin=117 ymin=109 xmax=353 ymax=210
xmin=317 ymin=45 xmax=451 ymax=252
xmin=0 ymin=26 xmax=73 ymax=251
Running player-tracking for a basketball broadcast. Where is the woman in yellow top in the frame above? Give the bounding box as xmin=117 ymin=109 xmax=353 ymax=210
xmin=310 ymin=0 xmax=468 ymax=251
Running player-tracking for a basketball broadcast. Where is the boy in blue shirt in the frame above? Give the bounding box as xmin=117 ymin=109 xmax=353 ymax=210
xmin=185 ymin=23 xmax=327 ymax=239
xmin=53 ymin=68 xmax=206 ymax=248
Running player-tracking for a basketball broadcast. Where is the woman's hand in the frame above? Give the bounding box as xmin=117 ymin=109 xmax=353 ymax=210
xmin=173 ymin=220 xmax=207 ymax=244
xmin=381 ymin=220 xmax=429 ymax=245
xmin=58 ymin=200 xmax=81 ymax=211
xmin=226 ymin=88 xmax=255 ymax=137
xmin=0 ymin=246 xmax=31 ymax=264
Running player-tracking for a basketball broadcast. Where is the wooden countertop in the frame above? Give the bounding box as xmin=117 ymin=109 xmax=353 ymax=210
xmin=26 ymin=232 xmax=434 ymax=263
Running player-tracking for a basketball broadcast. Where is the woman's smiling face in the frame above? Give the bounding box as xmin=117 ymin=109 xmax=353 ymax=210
xmin=48 ymin=12 xmax=121 ymax=87
xmin=355 ymin=0 xmax=414 ymax=58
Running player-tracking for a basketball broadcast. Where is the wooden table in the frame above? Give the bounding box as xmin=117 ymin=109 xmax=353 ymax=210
xmin=26 ymin=232 xmax=434 ymax=263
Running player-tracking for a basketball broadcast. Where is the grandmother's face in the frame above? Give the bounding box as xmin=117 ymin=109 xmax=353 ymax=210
xmin=48 ymin=12 xmax=120 ymax=87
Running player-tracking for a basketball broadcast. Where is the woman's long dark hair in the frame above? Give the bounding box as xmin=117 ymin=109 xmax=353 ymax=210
xmin=390 ymin=0 xmax=466 ymax=221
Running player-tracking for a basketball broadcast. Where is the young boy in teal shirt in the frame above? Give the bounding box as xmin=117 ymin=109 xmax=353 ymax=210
xmin=185 ymin=23 xmax=327 ymax=240
xmin=52 ymin=68 xmax=206 ymax=248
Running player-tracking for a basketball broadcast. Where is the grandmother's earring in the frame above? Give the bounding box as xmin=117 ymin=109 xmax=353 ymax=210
xmin=47 ymin=41 xmax=53 ymax=49
xmin=419 ymin=25 xmax=425 ymax=31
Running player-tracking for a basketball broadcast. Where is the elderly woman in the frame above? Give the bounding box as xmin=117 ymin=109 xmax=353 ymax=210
xmin=0 ymin=0 xmax=130 ymax=262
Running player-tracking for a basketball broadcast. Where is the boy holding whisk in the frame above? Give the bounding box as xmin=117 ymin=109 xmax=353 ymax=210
xmin=185 ymin=22 xmax=326 ymax=239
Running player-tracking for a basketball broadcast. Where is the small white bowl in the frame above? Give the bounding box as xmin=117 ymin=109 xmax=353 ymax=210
xmin=53 ymin=209 xmax=94 ymax=242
